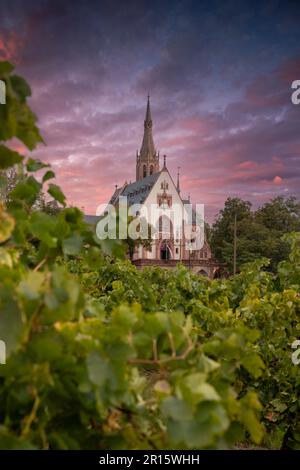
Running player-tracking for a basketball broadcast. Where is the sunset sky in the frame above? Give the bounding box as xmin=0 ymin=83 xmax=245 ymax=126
xmin=1 ymin=0 xmax=300 ymax=222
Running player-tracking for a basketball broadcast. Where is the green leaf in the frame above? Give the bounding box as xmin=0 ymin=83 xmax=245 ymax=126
xmin=241 ymin=409 xmax=264 ymax=444
xmin=42 ymin=170 xmax=55 ymax=182
xmin=161 ymin=397 xmax=193 ymax=421
xmin=28 ymin=331 xmax=63 ymax=362
xmin=0 ymin=61 xmax=14 ymax=75
xmin=270 ymin=399 xmax=288 ymax=413
xmin=0 ymin=205 xmax=15 ymax=243
xmin=0 ymin=248 xmax=13 ymax=267
xmin=0 ymin=429 xmax=36 ymax=450
xmin=184 ymin=374 xmax=221 ymax=403
xmin=48 ymin=184 xmax=66 ymax=205
xmin=87 ymin=351 xmax=109 ymax=387
xmin=30 ymin=211 xmax=58 ymax=247
xmin=26 ymin=158 xmax=49 ymax=172
xmin=10 ymin=176 xmax=41 ymax=205
xmin=18 ymin=271 xmax=45 ymax=300
xmin=0 ymin=145 xmax=23 ymax=169
xmin=241 ymin=352 xmax=264 ymax=378
xmin=0 ymin=296 xmax=23 ymax=356
xmin=62 ymin=233 xmax=83 ymax=256
xmin=10 ymin=75 xmax=31 ymax=101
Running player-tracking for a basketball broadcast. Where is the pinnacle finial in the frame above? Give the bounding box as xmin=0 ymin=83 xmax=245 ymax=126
xmin=163 ymin=155 xmax=167 ymax=168
xmin=145 ymin=94 xmax=152 ymax=123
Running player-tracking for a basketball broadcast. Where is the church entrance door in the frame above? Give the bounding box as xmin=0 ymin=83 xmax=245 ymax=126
xmin=160 ymin=241 xmax=171 ymax=260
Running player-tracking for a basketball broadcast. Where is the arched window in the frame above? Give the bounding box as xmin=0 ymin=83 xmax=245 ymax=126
xmin=143 ymin=165 xmax=147 ymax=178
xmin=158 ymin=215 xmax=173 ymax=236
xmin=150 ymin=165 xmax=154 ymax=175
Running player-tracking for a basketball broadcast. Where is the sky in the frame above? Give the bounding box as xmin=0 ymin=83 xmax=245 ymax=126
xmin=0 ymin=0 xmax=300 ymax=222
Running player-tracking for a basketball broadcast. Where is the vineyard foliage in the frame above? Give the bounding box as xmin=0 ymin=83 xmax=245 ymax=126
xmin=0 ymin=62 xmax=300 ymax=450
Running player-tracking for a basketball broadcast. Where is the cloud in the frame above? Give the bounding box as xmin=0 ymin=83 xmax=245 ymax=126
xmin=273 ymin=176 xmax=283 ymax=185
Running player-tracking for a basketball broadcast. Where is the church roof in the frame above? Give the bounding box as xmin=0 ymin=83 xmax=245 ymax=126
xmin=84 ymin=214 xmax=100 ymax=225
xmin=118 ymin=171 xmax=161 ymax=206
xmin=86 ymin=172 xmax=161 ymax=225
xmin=109 ymin=186 xmax=123 ymax=205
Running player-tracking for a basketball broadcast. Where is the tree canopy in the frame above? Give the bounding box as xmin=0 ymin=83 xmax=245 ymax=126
xmin=210 ymin=196 xmax=300 ymax=273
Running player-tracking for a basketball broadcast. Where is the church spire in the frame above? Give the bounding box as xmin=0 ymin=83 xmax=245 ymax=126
xmin=177 ymin=166 xmax=181 ymax=194
xmin=145 ymin=94 xmax=151 ymax=122
xmin=140 ymin=95 xmax=155 ymax=160
xmin=136 ymin=96 xmax=160 ymax=180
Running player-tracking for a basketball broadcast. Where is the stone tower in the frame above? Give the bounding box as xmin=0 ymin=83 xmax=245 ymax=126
xmin=136 ymin=96 xmax=160 ymax=180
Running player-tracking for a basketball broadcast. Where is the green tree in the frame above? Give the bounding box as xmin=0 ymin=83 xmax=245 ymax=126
xmin=211 ymin=196 xmax=300 ymax=274
xmin=254 ymin=196 xmax=300 ymax=269
xmin=1 ymin=166 xmax=61 ymax=215
xmin=210 ymin=197 xmax=253 ymax=273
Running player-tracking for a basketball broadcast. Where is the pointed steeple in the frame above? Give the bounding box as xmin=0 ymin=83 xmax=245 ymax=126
xmin=145 ymin=94 xmax=152 ymax=122
xmin=177 ymin=166 xmax=181 ymax=194
xmin=140 ymin=95 xmax=155 ymax=160
xmin=136 ymin=96 xmax=160 ymax=180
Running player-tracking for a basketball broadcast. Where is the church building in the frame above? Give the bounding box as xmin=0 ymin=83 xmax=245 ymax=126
xmin=103 ymin=97 xmax=219 ymax=278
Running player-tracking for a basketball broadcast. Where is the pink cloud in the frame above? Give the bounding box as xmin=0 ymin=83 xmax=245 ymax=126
xmin=235 ymin=160 xmax=258 ymax=170
xmin=273 ymin=175 xmax=283 ymax=184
